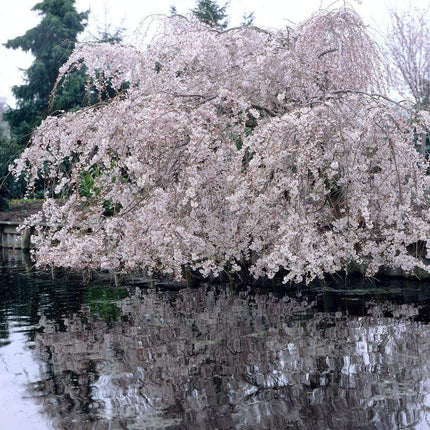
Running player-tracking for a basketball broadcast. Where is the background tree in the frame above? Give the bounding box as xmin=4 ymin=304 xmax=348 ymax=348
xmin=386 ymin=5 xmax=429 ymax=156
xmin=0 ymin=138 xmax=22 ymax=210
xmin=0 ymin=98 xmax=21 ymax=209
xmin=241 ymin=11 xmax=255 ymax=27
xmin=4 ymin=0 xmax=88 ymax=145
xmin=0 ymin=99 xmax=10 ymax=138
xmin=192 ymin=0 xmax=228 ymax=29
xmin=387 ymin=5 xmax=429 ymax=108
xmin=0 ymin=101 xmax=25 ymax=208
xmin=86 ymin=3 xmax=125 ymax=44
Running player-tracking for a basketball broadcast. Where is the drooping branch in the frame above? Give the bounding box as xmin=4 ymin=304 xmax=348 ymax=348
xmin=12 ymin=8 xmax=430 ymax=283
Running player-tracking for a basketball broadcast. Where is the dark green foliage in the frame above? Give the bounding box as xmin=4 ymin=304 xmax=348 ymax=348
xmin=192 ymin=0 xmax=228 ymax=29
xmin=102 ymin=199 xmax=122 ymax=217
xmin=241 ymin=11 xmax=255 ymax=27
xmin=52 ymin=23 xmax=126 ymax=113
xmin=79 ymin=167 xmax=101 ymax=201
xmin=85 ymin=284 xmax=128 ymax=321
xmin=92 ymin=26 xmax=124 ymax=44
xmin=0 ymin=197 xmax=9 ymax=212
xmin=50 ymin=68 xmax=90 ymax=113
xmin=0 ymin=137 xmax=25 ymax=204
xmin=4 ymin=0 xmax=88 ymax=145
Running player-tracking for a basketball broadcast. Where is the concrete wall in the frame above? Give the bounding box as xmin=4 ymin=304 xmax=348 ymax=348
xmin=0 ymin=221 xmax=32 ymax=250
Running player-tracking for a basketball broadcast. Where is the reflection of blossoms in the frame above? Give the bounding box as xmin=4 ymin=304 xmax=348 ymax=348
xmin=32 ymin=286 xmax=430 ymax=429
xmin=13 ymin=9 xmax=430 ymax=283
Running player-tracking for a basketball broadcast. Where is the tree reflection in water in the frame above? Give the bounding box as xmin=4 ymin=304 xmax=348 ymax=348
xmin=28 ymin=280 xmax=430 ymax=430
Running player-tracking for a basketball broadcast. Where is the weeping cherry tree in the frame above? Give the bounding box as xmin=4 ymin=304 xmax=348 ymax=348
xmin=12 ymin=8 xmax=430 ymax=283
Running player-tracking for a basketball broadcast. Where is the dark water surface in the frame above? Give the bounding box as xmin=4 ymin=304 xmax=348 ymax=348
xmin=1 ymin=251 xmax=430 ymax=429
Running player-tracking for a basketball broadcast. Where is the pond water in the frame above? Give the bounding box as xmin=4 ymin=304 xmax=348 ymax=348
xmin=1 ymin=250 xmax=430 ymax=429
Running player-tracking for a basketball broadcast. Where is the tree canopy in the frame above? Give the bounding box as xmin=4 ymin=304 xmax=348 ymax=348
xmin=4 ymin=0 xmax=88 ymax=145
xmin=192 ymin=0 xmax=228 ymax=29
xmin=13 ymin=9 xmax=430 ymax=283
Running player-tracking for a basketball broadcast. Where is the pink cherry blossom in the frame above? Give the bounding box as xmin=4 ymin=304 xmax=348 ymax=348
xmin=13 ymin=8 xmax=430 ymax=283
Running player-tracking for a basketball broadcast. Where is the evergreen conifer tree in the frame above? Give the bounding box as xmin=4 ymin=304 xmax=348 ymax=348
xmin=4 ymin=0 xmax=88 ymax=145
xmin=192 ymin=0 xmax=228 ymax=29
xmin=241 ymin=11 xmax=255 ymax=27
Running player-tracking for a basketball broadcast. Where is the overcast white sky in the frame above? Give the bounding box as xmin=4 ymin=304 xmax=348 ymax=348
xmin=0 ymin=0 xmax=420 ymax=106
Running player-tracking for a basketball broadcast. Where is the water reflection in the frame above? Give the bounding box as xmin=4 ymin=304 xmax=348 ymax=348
xmin=1 ymin=251 xmax=430 ymax=429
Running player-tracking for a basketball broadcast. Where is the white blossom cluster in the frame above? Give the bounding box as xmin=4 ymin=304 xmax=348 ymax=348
xmin=13 ymin=8 xmax=430 ymax=283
